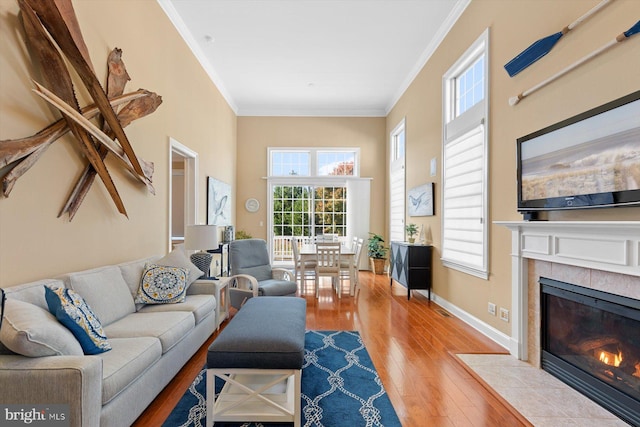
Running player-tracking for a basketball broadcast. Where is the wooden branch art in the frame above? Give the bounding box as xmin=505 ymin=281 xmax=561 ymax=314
xmin=0 ymin=0 xmax=162 ymax=220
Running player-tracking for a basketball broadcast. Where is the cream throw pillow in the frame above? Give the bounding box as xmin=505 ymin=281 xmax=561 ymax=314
xmin=156 ymin=244 xmax=204 ymax=286
xmin=0 ymin=298 xmax=83 ymax=357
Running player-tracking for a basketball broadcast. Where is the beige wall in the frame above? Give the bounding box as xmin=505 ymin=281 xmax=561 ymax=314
xmin=0 ymin=0 xmax=236 ymax=286
xmin=236 ymin=117 xmax=386 ymax=240
xmin=387 ymin=0 xmax=640 ymax=334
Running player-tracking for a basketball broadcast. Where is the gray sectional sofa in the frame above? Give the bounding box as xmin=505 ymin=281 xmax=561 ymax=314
xmin=0 ymin=252 xmax=218 ymax=427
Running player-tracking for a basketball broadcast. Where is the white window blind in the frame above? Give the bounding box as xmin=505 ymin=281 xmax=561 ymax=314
xmin=389 ymin=120 xmax=405 ymax=243
xmin=442 ymin=124 xmax=486 ymax=275
xmin=389 ymin=162 xmax=405 ymax=242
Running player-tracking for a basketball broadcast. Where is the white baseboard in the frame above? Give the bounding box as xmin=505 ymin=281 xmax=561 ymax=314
xmin=416 ymin=290 xmax=511 ymax=352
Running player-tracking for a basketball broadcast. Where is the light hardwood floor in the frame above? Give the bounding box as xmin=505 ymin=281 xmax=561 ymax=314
xmin=133 ymin=271 xmax=529 ymax=426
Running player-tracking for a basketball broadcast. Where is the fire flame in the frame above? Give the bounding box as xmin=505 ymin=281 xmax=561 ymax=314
xmin=599 ymin=350 xmax=623 ymax=367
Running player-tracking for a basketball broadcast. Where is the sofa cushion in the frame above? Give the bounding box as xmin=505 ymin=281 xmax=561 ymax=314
xmin=137 ymin=294 xmax=215 ymax=324
xmin=104 ymin=312 xmax=195 ymax=354
xmin=257 ymin=278 xmax=298 ymax=296
xmin=66 ymin=266 xmax=135 ymax=326
xmin=45 ymin=286 xmax=111 ymax=355
xmin=0 ymin=298 xmax=83 ymax=357
xmin=135 ymin=264 xmax=188 ymax=304
xmin=3 ymin=279 xmax=65 ymax=309
xmin=118 ymin=256 xmax=161 ymax=299
xmin=156 ymin=245 xmax=204 ymax=286
xmin=98 ymin=337 xmax=162 ymax=405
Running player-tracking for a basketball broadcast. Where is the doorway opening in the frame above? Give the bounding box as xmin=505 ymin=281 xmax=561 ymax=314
xmin=169 ymin=138 xmax=198 ymax=252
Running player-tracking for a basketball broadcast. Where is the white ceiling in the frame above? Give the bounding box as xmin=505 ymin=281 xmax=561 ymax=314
xmin=159 ymin=0 xmax=470 ymax=117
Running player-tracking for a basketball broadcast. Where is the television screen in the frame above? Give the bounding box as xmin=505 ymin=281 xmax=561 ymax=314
xmin=517 ymin=90 xmax=640 ymax=213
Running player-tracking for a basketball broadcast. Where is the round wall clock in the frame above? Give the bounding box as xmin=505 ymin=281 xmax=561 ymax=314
xmin=245 ymin=198 xmax=260 ymax=213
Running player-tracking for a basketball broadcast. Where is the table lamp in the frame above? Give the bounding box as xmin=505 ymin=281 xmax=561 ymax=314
xmin=185 ymin=225 xmax=218 ymax=277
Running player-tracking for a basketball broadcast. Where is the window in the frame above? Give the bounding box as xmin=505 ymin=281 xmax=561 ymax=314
xmin=389 ymin=119 xmax=406 ymax=243
xmin=270 ymin=150 xmax=310 ymax=176
xmin=456 ymin=56 xmax=484 ymax=116
xmin=270 ymin=148 xmax=358 ymax=177
xmin=441 ymin=29 xmax=489 ymax=279
xmin=317 ymin=151 xmax=355 ymax=176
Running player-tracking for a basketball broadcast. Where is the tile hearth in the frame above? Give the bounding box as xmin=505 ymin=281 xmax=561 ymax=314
xmin=457 ymin=354 xmax=628 ymax=426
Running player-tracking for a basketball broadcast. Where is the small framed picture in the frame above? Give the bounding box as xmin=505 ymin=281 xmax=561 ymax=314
xmin=408 ymin=183 xmax=434 ymax=216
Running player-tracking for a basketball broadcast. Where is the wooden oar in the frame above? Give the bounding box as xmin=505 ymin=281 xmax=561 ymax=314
xmin=510 ymin=20 xmax=640 ymax=106
xmin=504 ymin=0 xmax=612 ymax=77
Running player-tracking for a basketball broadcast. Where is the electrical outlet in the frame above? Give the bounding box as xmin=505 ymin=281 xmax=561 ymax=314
xmin=488 ymin=302 xmax=496 ymax=316
xmin=500 ymin=308 xmax=509 ymax=322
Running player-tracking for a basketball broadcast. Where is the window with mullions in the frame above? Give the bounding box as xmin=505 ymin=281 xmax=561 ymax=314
xmin=456 ymin=56 xmax=484 ymax=116
xmin=271 ymin=151 xmax=310 ymax=176
xmin=269 ymin=148 xmax=358 ymax=177
xmin=272 ymin=185 xmax=347 ymax=238
xmin=271 ymin=184 xmax=347 ymax=263
xmin=272 ymin=185 xmax=313 ymax=238
xmin=317 ymin=151 xmax=355 ymax=176
xmin=313 ymin=186 xmax=347 ymax=236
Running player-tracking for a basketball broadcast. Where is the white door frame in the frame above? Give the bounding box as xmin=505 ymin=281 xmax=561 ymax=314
xmin=169 ymin=137 xmax=198 ymax=252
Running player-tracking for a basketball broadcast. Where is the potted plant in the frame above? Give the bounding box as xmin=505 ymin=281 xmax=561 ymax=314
xmin=405 ymin=223 xmax=418 ymax=244
xmin=367 ymin=232 xmax=387 ymax=275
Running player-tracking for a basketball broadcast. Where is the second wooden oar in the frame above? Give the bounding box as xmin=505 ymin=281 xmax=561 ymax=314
xmin=510 ymin=20 xmax=640 ymax=106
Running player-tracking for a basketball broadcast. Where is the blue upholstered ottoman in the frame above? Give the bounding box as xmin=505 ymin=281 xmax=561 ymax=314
xmin=206 ymin=297 xmax=306 ymax=427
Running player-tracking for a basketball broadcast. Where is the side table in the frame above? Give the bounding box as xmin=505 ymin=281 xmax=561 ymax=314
xmin=213 ymin=277 xmax=231 ymax=330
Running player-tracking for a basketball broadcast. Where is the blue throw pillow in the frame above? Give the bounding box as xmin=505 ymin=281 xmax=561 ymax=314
xmin=44 ymin=286 xmax=111 ymax=355
xmin=135 ymin=263 xmax=188 ymax=304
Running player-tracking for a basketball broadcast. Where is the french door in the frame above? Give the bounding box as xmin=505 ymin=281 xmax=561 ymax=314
xmin=270 ymin=183 xmax=347 ymax=264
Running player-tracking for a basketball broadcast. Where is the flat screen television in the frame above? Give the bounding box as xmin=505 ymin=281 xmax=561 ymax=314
xmin=517 ymin=90 xmax=640 ymax=215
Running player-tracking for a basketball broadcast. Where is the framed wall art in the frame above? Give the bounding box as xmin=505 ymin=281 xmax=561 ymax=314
xmin=408 ymin=183 xmax=434 ymax=216
xmin=207 ymin=177 xmax=231 ymax=225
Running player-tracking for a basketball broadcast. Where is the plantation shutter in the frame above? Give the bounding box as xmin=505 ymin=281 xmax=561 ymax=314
xmin=442 ymin=123 xmax=487 ymax=276
xmin=389 ymin=120 xmax=406 ymax=243
xmin=389 ymin=161 xmax=405 ymax=242
xmin=346 ymin=178 xmax=372 ymax=270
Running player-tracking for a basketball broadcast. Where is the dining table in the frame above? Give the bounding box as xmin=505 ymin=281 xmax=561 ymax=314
xmin=298 ymin=243 xmax=357 ymax=296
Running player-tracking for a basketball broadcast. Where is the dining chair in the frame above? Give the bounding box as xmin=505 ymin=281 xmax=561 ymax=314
xmin=315 ymin=242 xmax=342 ymax=298
xmin=340 ymin=237 xmax=364 ymax=295
xmin=351 ymin=238 xmax=365 ymax=295
xmin=291 ymin=236 xmax=317 ymax=289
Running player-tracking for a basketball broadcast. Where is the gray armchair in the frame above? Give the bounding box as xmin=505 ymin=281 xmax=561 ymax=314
xmin=228 ymin=239 xmax=298 ymax=308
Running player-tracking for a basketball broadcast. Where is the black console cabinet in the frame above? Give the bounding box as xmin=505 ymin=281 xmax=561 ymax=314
xmin=389 ymin=242 xmax=432 ymax=300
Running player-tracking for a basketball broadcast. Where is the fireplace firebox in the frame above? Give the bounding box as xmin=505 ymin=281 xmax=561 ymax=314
xmin=541 ymin=277 xmax=640 ymax=426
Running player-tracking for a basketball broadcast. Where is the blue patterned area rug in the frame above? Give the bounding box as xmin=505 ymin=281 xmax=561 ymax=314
xmin=163 ymin=330 xmax=401 ymax=427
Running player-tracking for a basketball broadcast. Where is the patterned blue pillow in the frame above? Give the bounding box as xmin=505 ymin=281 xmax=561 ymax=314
xmin=135 ymin=264 xmax=188 ymax=304
xmin=44 ymin=286 xmax=111 ymax=355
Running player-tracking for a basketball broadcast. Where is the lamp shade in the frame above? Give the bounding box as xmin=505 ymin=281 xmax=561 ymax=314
xmin=184 ymin=225 xmax=219 ymax=251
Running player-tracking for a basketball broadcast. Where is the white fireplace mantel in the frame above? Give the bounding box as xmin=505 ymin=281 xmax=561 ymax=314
xmin=495 ymin=221 xmax=640 ymax=360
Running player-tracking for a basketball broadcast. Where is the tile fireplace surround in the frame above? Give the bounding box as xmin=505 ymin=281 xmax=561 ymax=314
xmin=495 ymin=221 xmax=640 ymax=363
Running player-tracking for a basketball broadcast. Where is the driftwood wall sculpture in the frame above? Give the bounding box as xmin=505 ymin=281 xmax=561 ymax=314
xmin=0 ymin=0 xmax=162 ymax=220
